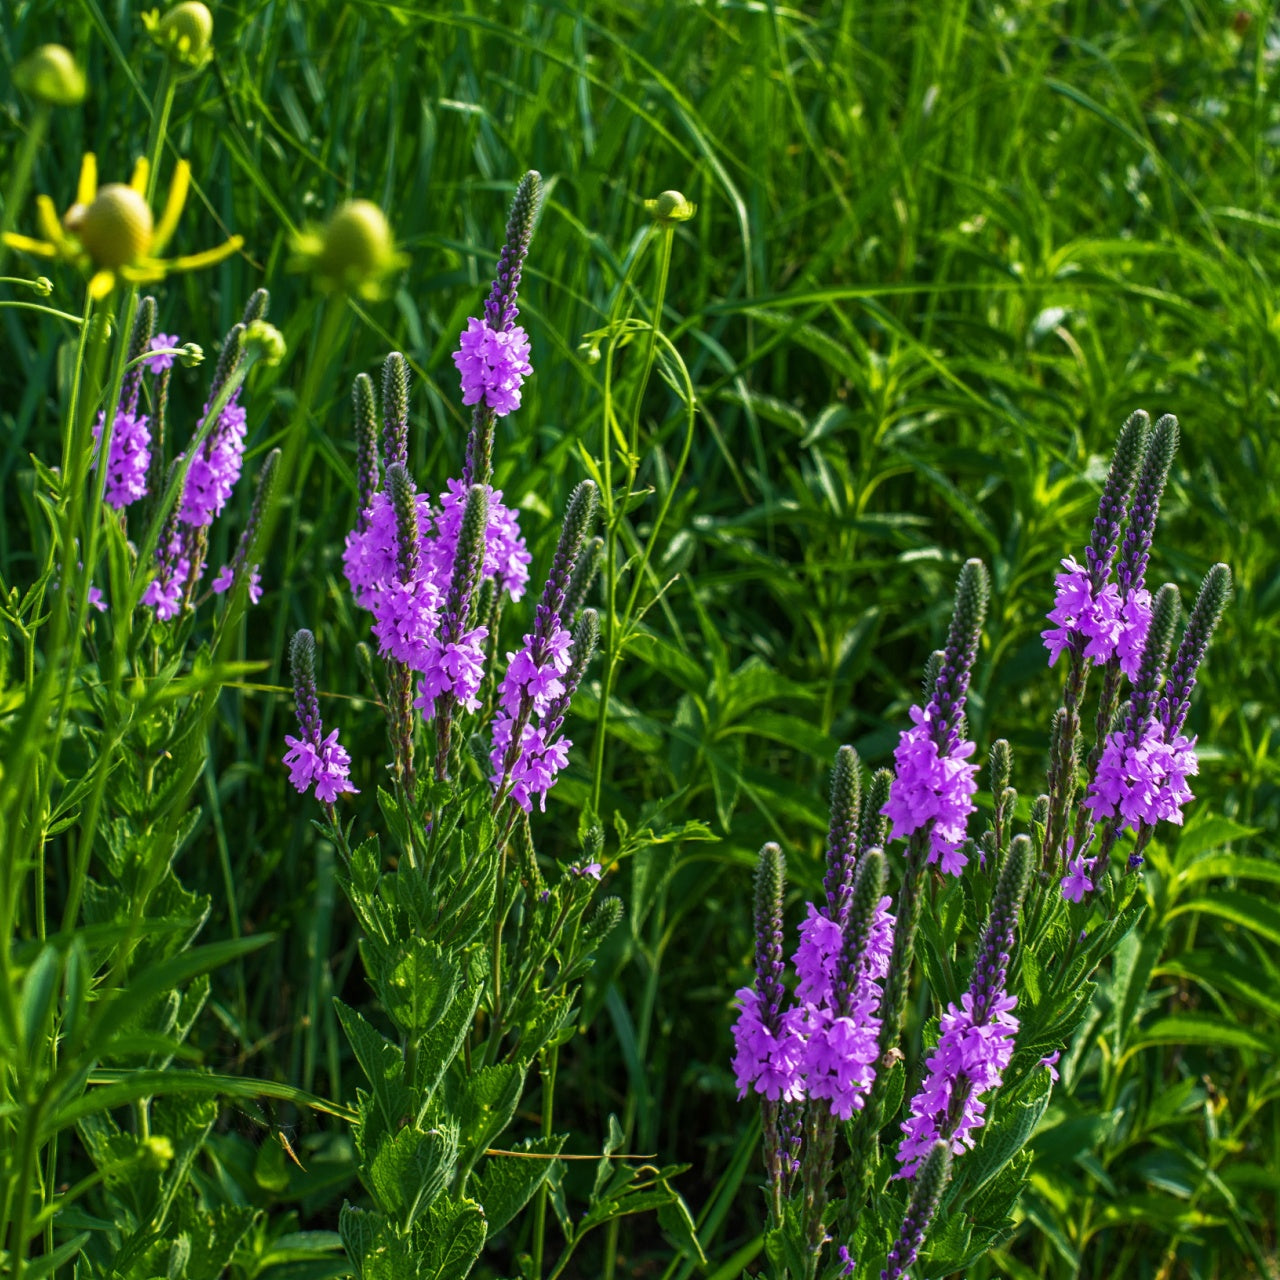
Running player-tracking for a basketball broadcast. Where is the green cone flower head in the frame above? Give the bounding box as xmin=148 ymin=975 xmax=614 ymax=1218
xmin=14 ymin=44 xmax=87 ymax=106
xmin=646 ymin=189 xmax=696 ymax=223
xmin=294 ymin=199 xmax=406 ymax=299
xmin=69 ymin=184 xmax=154 ymax=269
xmin=144 ymin=3 xmax=214 ymax=70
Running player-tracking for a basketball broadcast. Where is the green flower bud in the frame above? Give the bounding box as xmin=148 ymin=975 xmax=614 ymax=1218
xmin=179 ymin=341 xmax=204 ymax=367
xmin=647 ymin=189 xmax=696 ymax=223
xmin=14 ymin=45 xmax=87 ymax=107
xmin=142 ymin=1134 xmax=175 ymax=1168
xmin=243 ymin=319 xmax=286 ymax=366
xmin=145 ymin=3 xmax=214 ymax=69
xmin=70 ymin=184 xmax=153 ymax=268
xmin=306 ymin=199 xmax=403 ymax=298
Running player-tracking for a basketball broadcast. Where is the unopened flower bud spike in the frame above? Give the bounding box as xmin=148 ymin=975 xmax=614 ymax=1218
xmin=1160 ymin=563 xmax=1231 ymax=738
xmin=381 ymin=352 xmax=410 ymax=472
xmin=352 ymin=373 xmax=380 ymax=530
xmin=881 ymin=1140 xmax=953 ymax=1280
xmin=822 ymin=746 xmax=862 ymax=921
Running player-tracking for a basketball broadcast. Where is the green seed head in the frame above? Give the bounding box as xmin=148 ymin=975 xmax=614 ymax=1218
xmin=312 ymin=200 xmax=401 ymax=296
xmin=71 ymin=184 xmax=154 ymax=268
xmin=14 ymin=44 xmax=87 ymax=106
xmin=648 ymin=189 xmax=696 ymax=223
xmin=244 ymin=320 xmax=287 ymax=366
xmin=149 ymin=3 xmax=214 ymax=69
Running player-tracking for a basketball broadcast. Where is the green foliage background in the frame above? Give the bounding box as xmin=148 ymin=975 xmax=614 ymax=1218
xmin=2 ymin=0 xmax=1278 ymax=1276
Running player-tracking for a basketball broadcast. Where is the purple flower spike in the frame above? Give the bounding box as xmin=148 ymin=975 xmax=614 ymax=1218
xmin=93 ymin=409 xmax=152 ymax=508
xmin=895 ymin=838 xmax=1029 ymax=1178
xmin=883 ymin=705 xmax=979 ymax=875
xmin=284 ymin=629 xmax=357 ymax=805
xmin=453 ymin=316 xmax=533 ymax=417
xmin=884 ymin=559 xmax=988 ymax=874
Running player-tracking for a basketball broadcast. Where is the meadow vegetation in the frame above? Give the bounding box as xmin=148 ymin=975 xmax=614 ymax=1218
xmin=1 ymin=1 xmax=1277 ymax=1277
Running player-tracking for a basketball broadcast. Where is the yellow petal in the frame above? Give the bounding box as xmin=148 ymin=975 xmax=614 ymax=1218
xmin=89 ymin=270 xmax=117 ymax=300
xmin=36 ymin=195 xmax=67 ymax=246
xmin=76 ymin=153 xmax=98 ymax=206
xmin=1 ymin=231 xmax=58 ymax=257
xmin=120 ymin=263 xmax=166 ymax=285
xmin=164 ymin=234 xmax=244 ymax=274
xmin=130 ymin=156 xmax=150 ymax=196
xmin=151 ymin=159 xmax=191 ymax=254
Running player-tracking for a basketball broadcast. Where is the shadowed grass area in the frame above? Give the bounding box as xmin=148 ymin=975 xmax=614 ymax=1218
xmin=2 ymin=0 xmax=1278 ymax=1275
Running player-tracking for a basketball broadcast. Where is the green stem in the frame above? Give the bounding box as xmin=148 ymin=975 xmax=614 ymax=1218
xmin=0 ymin=103 xmax=51 ymax=275
xmin=531 ymin=1046 xmax=559 ymax=1278
xmin=589 ymin=226 xmax=673 ymax=815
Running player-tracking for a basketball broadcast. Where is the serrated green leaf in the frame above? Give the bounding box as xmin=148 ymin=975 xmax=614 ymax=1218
xmin=335 ymin=1000 xmax=405 ymax=1129
xmin=963 ymin=1068 xmax=1052 ymax=1197
xmin=471 ymin=1134 xmax=567 ymax=1234
xmin=368 ymin=1118 xmax=459 ymax=1228
xmin=415 ymin=1195 xmax=486 ymax=1280
xmin=380 ymin=937 xmax=460 ymax=1036
xmin=449 ymin=1063 xmax=526 ymax=1170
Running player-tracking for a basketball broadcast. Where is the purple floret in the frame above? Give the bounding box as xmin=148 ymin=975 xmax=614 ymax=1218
xmin=452 ymin=316 xmax=533 ymax=416
xmin=93 ymin=409 xmax=152 ymax=508
xmin=145 ymin=333 xmax=181 ymax=373
xmin=1085 ymin=719 xmax=1198 ymax=832
xmin=882 ymin=704 xmax=978 ymax=874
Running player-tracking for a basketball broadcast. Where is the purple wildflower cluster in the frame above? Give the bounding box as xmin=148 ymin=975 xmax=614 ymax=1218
xmin=140 ymin=377 xmax=259 ymax=621
xmin=1042 ymin=415 xmax=1229 ymax=900
xmin=342 ymin=470 xmax=531 ymax=712
xmin=453 ymin=317 xmax=533 ymax=417
xmin=1042 ymin=555 xmax=1151 ymax=679
xmin=883 ymin=561 xmax=988 ymax=875
xmin=283 ymin=630 xmax=357 ymax=804
xmin=488 ymin=481 xmax=598 ymax=812
xmin=894 ymin=990 xmax=1018 ymax=1176
xmin=92 ymin=298 xmax=274 ymax=623
xmin=895 ymin=838 xmax=1028 ymax=1179
xmin=321 ymin=175 xmax=596 ymax=817
xmin=882 ymin=704 xmax=978 ymax=875
xmin=732 ymin=849 xmax=896 ymax=1119
xmin=1085 ymin=721 xmax=1197 ymax=831
xmin=93 ymin=410 xmax=151 ymax=508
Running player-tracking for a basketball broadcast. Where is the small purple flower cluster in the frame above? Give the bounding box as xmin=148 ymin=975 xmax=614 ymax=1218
xmin=140 ymin=382 xmax=261 ymax=622
xmin=283 ymin=629 xmax=357 ymax=804
xmin=895 ymin=838 xmax=1028 ymax=1179
xmin=452 ymin=316 xmax=533 ymax=417
xmin=283 ymin=727 xmax=358 ymax=803
xmin=93 ymin=409 xmax=151 ymax=508
xmin=894 ymin=989 xmax=1019 ymax=1177
xmin=177 ymin=390 xmax=248 ymax=527
xmin=882 ymin=704 xmax=978 ymax=875
xmin=1042 ymin=555 xmax=1151 ymax=679
xmin=731 ymin=895 xmax=895 ymax=1119
xmin=1085 ymin=720 xmax=1197 ymax=832
xmin=342 ymin=480 xmax=530 ymax=712
xmin=1042 ymin=416 xmax=1228 ymax=899
xmin=123 ymin=301 xmax=273 ymax=622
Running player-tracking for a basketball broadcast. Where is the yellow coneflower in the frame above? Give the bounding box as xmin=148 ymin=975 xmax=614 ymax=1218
xmin=2 ymin=152 xmax=243 ymax=299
